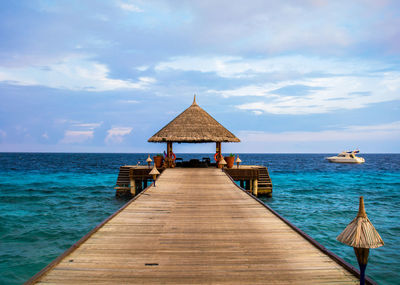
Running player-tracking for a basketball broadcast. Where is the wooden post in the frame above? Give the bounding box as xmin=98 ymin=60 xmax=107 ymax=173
xmin=167 ymin=142 xmax=173 ymax=168
xmin=253 ymin=179 xmax=258 ymax=197
xmin=129 ymin=169 xmax=136 ymax=196
xmin=171 ymin=142 xmax=174 ymax=167
xmin=216 ymin=142 xmax=221 ymax=168
xmin=130 ymin=177 xmax=136 ymax=196
xmin=354 ymin=247 xmax=369 ymax=285
xmin=250 ymin=179 xmax=253 ymax=192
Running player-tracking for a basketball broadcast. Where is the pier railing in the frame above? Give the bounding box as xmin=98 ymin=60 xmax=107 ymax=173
xmin=115 ymin=165 xmax=272 ymax=197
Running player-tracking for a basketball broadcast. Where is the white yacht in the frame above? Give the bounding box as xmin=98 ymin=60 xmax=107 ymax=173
xmin=326 ymin=150 xmax=365 ymax=164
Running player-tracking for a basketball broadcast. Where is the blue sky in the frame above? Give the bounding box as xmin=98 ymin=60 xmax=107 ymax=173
xmin=0 ymin=0 xmax=399 ymax=153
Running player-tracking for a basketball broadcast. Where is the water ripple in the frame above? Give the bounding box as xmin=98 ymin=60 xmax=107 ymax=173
xmin=0 ymin=153 xmax=399 ymax=284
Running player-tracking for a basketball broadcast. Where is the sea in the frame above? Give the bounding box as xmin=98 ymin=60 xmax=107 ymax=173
xmin=0 ymin=153 xmax=399 ymax=285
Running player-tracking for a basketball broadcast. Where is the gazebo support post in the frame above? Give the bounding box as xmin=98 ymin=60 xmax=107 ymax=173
xmin=167 ymin=142 xmax=173 ymax=168
xmin=216 ymin=142 xmax=221 ymax=167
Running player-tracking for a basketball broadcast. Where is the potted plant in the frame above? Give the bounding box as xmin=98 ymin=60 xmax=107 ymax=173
xmin=224 ymin=153 xmax=235 ymax=168
xmin=153 ymin=154 xmax=164 ymax=168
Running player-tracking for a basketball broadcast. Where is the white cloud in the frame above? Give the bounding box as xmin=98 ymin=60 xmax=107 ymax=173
xmin=117 ymin=1 xmax=143 ymax=12
xmin=136 ymin=65 xmax=149 ymax=71
xmin=156 ymin=55 xmax=400 ymax=116
xmin=15 ymin=125 xmax=28 ymax=134
xmin=239 ymin=121 xmax=400 ymax=143
xmin=60 ymin=130 xmax=94 ymax=144
xmin=71 ymin=122 xmax=103 ymax=129
xmin=155 ymin=55 xmax=381 ymax=78
xmin=105 ymin=127 xmax=132 ymax=144
xmin=0 ymin=56 xmax=155 ymax=91
xmin=56 ymin=121 xmax=104 ymax=144
xmin=346 ymin=121 xmax=400 ymax=132
xmin=159 ymin=1 xmax=398 ymax=54
xmin=156 ymin=56 xmax=243 ymax=78
xmin=211 ymin=73 xmax=400 ymax=115
xmin=54 ymin=119 xmax=69 ymax=124
xmin=211 ymin=83 xmax=280 ymax=97
xmin=118 ymin=100 xmax=139 ymax=104
xmin=42 ymin=132 xmax=49 ymax=139
xmin=0 ymin=129 xmax=6 ymax=138
xmin=138 ymin=77 xmax=156 ymax=84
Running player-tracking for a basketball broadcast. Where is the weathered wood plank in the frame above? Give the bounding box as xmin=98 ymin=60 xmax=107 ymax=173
xmin=28 ymin=168 xmax=360 ymax=284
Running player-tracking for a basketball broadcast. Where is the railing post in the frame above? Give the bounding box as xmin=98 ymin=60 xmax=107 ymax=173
xmin=130 ymin=177 xmax=136 ymax=195
xmin=129 ymin=168 xmax=136 ymax=196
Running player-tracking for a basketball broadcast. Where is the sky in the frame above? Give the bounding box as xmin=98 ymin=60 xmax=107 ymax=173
xmin=0 ymin=0 xmax=399 ymax=153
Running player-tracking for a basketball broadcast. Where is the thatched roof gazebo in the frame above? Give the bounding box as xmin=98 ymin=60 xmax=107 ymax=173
xmin=148 ymin=96 xmax=240 ymax=167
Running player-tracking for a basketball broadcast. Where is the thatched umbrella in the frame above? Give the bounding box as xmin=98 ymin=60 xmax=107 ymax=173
xmin=219 ymin=157 xmax=227 ymax=170
xmin=146 ymin=155 xmax=152 ymax=168
xmin=149 ymin=165 xmax=160 ymax=186
xmin=235 ymin=156 xmax=242 ymax=168
xmin=337 ymin=196 xmax=384 ymax=285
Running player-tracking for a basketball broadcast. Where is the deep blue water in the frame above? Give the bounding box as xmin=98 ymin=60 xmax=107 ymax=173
xmin=0 ymin=153 xmax=399 ymax=284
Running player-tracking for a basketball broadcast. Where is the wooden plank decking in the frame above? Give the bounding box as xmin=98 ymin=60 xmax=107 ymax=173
xmin=29 ymin=168 xmax=359 ymax=284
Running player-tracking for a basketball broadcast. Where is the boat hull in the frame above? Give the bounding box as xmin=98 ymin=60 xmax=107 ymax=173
xmin=326 ymin=157 xmax=365 ymax=164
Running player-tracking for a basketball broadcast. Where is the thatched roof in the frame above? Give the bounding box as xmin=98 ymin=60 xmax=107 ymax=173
xmin=148 ymin=96 xmax=240 ymax=143
xmin=337 ymin=197 xmax=384 ymax=249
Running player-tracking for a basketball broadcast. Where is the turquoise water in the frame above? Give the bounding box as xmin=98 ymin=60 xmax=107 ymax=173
xmin=0 ymin=153 xmax=399 ymax=284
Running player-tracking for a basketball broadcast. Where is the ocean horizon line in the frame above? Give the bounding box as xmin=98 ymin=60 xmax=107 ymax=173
xmin=0 ymin=151 xmax=399 ymax=154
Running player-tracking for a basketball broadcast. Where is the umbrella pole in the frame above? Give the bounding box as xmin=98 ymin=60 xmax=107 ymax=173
xmin=354 ymin=247 xmax=369 ymax=285
xmin=359 ymin=263 xmax=366 ymax=285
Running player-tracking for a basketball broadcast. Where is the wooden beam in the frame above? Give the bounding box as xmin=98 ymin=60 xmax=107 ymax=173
xmin=129 ymin=173 xmax=136 ymax=196
xmin=216 ymin=142 xmax=221 ymax=168
xmin=253 ymin=179 xmax=258 ymax=197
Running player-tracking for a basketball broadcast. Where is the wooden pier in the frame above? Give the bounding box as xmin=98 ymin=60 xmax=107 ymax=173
xmin=115 ymin=165 xmax=273 ymax=198
xmin=26 ymin=168 xmax=367 ymax=284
